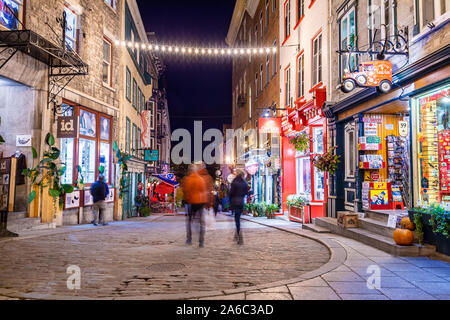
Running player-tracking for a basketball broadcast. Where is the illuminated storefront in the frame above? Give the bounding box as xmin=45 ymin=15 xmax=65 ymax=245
xmin=412 ymin=84 xmax=450 ymax=206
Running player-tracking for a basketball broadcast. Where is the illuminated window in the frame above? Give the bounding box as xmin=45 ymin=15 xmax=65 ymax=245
xmin=0 ymin=0 xmax=24 ymax=30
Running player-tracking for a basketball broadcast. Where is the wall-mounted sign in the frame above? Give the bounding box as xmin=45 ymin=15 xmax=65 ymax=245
xmin=259 ymin=118 xmax=282 ymax=134
xmin=83 ymin=189 xmax=94 ymax=206
xmin=144 ymin=149 xmax=159 ymax=162
xmin=364 ymin=123 xmax=378 ymax=136
xmin=16 ymin=135 xmax=32 ymax=147
xmin=399 ymin=121 xmax=408 ymax=137
xmin=57 ymin=116 xmax=78 ymax=138
xmin=65 ymin=190 xmax=81 ymax=209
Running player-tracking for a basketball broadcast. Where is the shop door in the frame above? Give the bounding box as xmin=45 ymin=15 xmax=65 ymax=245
xmin=122 ymin=172 xmax=132 ymax=219
xmin=130 ymin=173 xmax=138 ymax=217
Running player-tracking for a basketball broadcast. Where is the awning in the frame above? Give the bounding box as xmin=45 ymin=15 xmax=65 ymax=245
xmin=156 ymin=175 xmax=179 ymax=187
xmin=154 ymin=181 xmax=176 ymax=195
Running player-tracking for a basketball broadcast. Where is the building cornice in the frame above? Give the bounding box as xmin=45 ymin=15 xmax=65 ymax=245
xmin=226 ymin=0 xmax=259 ymax=47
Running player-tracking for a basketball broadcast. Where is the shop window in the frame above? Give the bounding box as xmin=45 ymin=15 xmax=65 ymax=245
xmin=339 ymin=7 xmax=356 ymax=76
xmin=99 ymin=142 xmax=110 ymax=183
xmin=312 ymin=126 xmax=324 ymax=154
xmin=80 ymin=109 xmax=96 ymax=138
xmin=416 ymin=0 xmax=449 ymax=32
xmin=64 ymin=3 xmax=80 ymax=52
xmin=312 ymin=33 xmax=322 ymax=86
xmin=297 ymin=53 xmax=304 ymax=98
xmin=126 ymin=67 xmax=131 ymax=102
xmin=78 ymin=139 xmax=96 ymax=184
xmin=296 ymin=156 xmax=311 ymax=194
xmin=345 ymin=123 xmax=356 ymax=180
xmin=61 ymin=138 xmax=74 ymax=184
xmin=314 ymin=166 xmax=325 ymax=201
xmin=414 ymin=85 xmax=450 ymax=204
xmin=102 ymin=38 xmax=112 ymax=86
xmin=0 ymin=0 xmax=24 ymax=30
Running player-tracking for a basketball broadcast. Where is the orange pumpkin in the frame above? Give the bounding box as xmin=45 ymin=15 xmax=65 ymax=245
xmin=393 ymin=228 xmax=414 ymax=246
xmin=400 ymin=217 xmax=415 ymax=231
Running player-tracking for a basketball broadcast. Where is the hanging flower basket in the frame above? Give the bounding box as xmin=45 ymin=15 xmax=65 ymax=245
xmin=312 ymin=146 xmax=341 ymax=175
xmin=289 ymin=132 xmax=310 ymax=153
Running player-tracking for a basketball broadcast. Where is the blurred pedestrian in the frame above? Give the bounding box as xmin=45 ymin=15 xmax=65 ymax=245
xmin=90 ymin=175 xmax=109 ymax=226
xmin=182 ymin=164 xmax=208 ymax=247
xmin=229 ymin=170 xmax=248 ymax=245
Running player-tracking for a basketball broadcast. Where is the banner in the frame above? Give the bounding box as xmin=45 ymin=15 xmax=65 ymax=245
xmin=140 ymin=110 xmax=153 ymax=148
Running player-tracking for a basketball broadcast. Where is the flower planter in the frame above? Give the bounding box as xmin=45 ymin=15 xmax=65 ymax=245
xmin=288 ymin=205 xmax=311 ymax=223
xmin=409 ymin=210 xmax=450 ymax=256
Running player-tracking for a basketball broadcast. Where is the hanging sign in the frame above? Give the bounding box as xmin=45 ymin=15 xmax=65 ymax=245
xmin=371 ymin=171 xmax=380 ymax=181
xmin=259 ymin=117 xmax=282 ymax=134
xmin=57 ymin=116 xmax=78 ymax=138
xmin=399 ymin=121 xmax=408 ymax=137
xmin=144 ymin=149 xmax=159 ymax=162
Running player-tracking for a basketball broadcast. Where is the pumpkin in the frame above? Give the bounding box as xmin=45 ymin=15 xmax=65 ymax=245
xmin=393 ymin=228 xmax=414 ymax=246
xmin=400 ymin=217 xmax=415 ymax=231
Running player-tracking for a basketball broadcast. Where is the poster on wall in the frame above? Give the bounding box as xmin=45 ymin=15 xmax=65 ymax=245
xmin=370 ymin=189 xmax=389 ymax=206
xmin=79 ymin=109 xmax=96 ymax=137
xmin=399 ymin=121 xmax=408 ymax=137
xmin=65 ymin=190 xmax=81 ymax=209
xmin=141 ymin=110 xmax=153 ymax=148
xmin=105 ymin=188 xmax=114 ymax=203
xmin=16 ymin=135 xmax=32 ymax=147
xmin=364 ymin=123 xmax=378 ymax=136
xmin=83 ymin=189 xmax=94 ymax=206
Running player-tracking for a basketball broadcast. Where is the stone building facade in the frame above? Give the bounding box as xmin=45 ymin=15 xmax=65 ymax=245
xmin=226 ymin=0 xmax=281 ymax=205
xmin=0 ymin=0 xmax=122 ymax=228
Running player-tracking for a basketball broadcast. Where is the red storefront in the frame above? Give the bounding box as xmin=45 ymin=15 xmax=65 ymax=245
xmin=281 ymin=88 xmax=328 ymax=223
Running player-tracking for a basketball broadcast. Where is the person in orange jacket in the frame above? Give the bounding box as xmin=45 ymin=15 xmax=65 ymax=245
xmin=182 ymin=164 xmax=208 ymax=247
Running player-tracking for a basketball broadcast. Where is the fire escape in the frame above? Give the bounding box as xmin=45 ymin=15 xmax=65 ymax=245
xmin=0 ymin=6 xmax=88 ymax=117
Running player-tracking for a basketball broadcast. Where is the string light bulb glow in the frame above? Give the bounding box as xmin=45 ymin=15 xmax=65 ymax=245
xmin=116 ymin=40 xmax=277 ymax=58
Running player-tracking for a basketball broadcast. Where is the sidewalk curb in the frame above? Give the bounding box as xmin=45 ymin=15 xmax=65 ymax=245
xmin=1 ymin=214 xmax=347 ymax=300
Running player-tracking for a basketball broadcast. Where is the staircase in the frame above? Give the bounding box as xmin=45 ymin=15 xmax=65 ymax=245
xmin=312 ymin=210 xmax=436 ymax=257
xmin=5 ymin=212 xmax=56 ymax=234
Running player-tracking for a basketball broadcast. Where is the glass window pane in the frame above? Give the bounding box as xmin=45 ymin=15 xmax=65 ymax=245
xmin=102 ymin=63 xmax=109 ymax=83
xmin=0 ymin=0 xmax=21 ymax=30
xmin=314 ymin=166 xmax=325 ymax=201
xmin=103 ymin=40 xmax=111 ymax=63
xmin=313 ymin=127 xmax=324 ymax=154
xmin=100 ymin=117 xmax=110 ymax=141
xmin=79 ymin=109 xmax=97 ymax=137
xmin=61 ymin=138 xmax=74 ymax=184
xmin=78 ymin=139 xmax=96 ymax=184
xmin=100 ymin=143 xmax=110 ymax=184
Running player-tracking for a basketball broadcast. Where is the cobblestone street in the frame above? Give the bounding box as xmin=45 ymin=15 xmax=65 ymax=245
xmin=0 ymin=214 xmax=329 ymax=299
xmin=1 ymin=213 xmax=450 ymax=300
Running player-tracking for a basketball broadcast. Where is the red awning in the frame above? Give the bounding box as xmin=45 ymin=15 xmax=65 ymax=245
xmin=154 ymin=181 xmax=175 ymax=195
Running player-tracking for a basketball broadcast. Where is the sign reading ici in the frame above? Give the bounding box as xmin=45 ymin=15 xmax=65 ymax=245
xmin=57 ymin=116 xmax=78 ymax=138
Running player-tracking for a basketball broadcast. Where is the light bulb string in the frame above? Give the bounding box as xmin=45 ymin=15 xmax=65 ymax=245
xmin=114 ymin=40 xmax=278 ymax=55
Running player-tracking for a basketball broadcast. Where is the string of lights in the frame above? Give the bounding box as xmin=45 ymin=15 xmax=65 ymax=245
xmin=114 ymin=40 xmax=277 ymax=56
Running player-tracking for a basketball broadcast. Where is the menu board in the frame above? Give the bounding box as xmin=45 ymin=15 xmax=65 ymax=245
xmin=439 ymin=129 xmax=450 ymax=193
xmin=0 ymin=158 xmax=11 ymax=212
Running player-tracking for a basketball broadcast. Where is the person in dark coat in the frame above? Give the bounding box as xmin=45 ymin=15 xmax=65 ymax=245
xmin=229 ymin=170 xmax=248 ymax=245
xmin=90 ymin=175 xmax=109 ymax=226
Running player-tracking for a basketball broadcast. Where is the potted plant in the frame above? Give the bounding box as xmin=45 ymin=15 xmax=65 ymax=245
xmin=408 ymin=203 xmax=450 ymax=256
xmin=135 ymin=194 xmax=150 ymax=217
xmin=266 ymin=204 xmax=279 ymax=219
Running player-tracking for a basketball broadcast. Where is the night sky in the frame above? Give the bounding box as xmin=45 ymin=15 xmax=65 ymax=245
xmin=137 ymin=0 xmax=235 ymax=136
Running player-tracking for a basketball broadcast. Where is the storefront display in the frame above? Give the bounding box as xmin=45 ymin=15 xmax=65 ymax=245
xmin=414 ymin=85 xmax=450 ymax=205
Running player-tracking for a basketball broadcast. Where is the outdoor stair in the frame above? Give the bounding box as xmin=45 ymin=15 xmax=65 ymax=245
xmin=314 ymin=211 xmax=436 ymax=257
xmin=6 ymin=212 xmax=56 ymax=234
xmin=301 ymin=223 xmax=330 ymax=233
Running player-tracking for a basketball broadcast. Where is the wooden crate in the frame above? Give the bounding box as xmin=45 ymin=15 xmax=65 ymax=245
xmin=337 ymin=211 xmax=359 ymax=228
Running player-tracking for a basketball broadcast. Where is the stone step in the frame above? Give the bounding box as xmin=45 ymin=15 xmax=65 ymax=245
xmin=358 ymin=217 xmax=395 ymax=238
xmin=315 ymin=217 xmax=436 ymax=257
xmin=363 ymin=210 xmax=390 ymax=223
xmin=6 ymin=218 xmax=56 ymax=233
xmin=302 ymin=223 xmax=330 ymax=233
xmin=6 ymin=211 xmax=27 ymax=221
